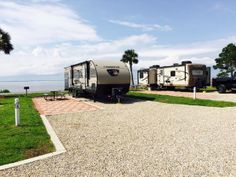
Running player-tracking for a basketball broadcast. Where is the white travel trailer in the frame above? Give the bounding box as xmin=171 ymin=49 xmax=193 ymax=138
xmin=64 ymin=60 xmax=130 ymax=101
xmin=137 ymin=61 xmax=211 ymax=90
xmin=137 ymin=68 xmax=149 ymax=86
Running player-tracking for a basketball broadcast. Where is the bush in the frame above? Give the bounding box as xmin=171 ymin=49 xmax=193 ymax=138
xmin=129 ymin=85 xmax=148 ymax=91
xmin=0 ymin=89 xmax=10 ymax=93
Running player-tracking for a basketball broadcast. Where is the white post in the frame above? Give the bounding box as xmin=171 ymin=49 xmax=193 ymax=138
xmin=193 ymin=87 xmax=196 ymax=100
xmin=15 ymin=98 xmax=20 ymax=126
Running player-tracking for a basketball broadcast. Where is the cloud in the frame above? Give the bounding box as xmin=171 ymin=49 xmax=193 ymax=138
xmin=30 ymin=0 xmax=61 ymax=3
xmin=0 ymin=1 xmax=236 ymax=78
xmin=1 ymin=34 xmax=236 ymax=77
xmin=211 ymin=2 xmax=235 ymax=14
xmin=0 ymin=1 xmax=100 ymax=45
xmin=109 ymin=20 xmax=172 ymax=31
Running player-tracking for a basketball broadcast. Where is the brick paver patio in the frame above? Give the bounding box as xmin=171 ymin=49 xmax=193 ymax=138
xmin=33 ymin=97 xmax=99 ymax=115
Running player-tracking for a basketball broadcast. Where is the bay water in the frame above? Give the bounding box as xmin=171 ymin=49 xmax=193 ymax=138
xmin=0 ymin=80 xmax=64 ymax=93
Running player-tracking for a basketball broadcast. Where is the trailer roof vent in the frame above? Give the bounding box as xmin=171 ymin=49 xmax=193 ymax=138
xmin=150 ymin=65 xmax=160 ymax=69
xmin=181 ymin=61 xmax=192 ymax=65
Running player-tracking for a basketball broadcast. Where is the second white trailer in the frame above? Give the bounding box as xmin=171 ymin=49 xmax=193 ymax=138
xmin=148 ymin=61 xmax=210 ymax=90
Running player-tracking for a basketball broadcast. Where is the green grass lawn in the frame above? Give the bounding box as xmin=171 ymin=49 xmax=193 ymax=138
xmin=0 ymin=94 xmax=54 ymax=166
xmin=127 ymin=91 xmax=236 ymax=107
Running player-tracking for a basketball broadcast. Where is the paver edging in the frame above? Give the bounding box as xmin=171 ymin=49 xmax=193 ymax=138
xmin=0 ymin=115 xmax=66 ymax=171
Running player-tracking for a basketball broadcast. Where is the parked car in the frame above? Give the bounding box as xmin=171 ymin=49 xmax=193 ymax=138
xmin=212 ymin=72 xmax=236 ymax=93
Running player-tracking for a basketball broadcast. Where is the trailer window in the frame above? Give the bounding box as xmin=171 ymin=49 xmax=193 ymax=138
xmin=74 ymin=70 xmax=83 ymax=78
xmin=90 ymin=68 xmax=96 ymax=78
xmin=192 ymin=70 xmax=203 ymax=76
xmin=107 ymin=69 xmax=119 ymax=76
xmin=170 ymin=71 xmax=175 ymax=77
xmin=140 ymin=72 xmax=144 ymax=78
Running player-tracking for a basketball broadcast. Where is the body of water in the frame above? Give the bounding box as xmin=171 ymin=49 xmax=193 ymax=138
xmin=0 ymin=81 xmax=64 ymax=93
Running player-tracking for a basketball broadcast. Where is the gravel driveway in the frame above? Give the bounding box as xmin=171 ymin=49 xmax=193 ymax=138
xmin=1 ymin=99 xmax=236 ymax=176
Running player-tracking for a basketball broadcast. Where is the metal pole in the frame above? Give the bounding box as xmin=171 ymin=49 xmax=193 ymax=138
xmin=15 ymin=98 xmax=20 ymax=126
xmin=117 ymin=97 xmax=121 ymax=104
xmin=193 ymin=87 xmax=196 ymax=100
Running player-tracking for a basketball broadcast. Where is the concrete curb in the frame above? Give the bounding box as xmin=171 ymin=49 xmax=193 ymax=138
xmin=0 ymin=115 xmax=66 ymax=171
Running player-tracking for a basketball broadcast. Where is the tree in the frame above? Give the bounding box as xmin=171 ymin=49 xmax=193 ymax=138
xmin=121 ymin=49 xmax=139 ymax=86
xmin=217 ymin=70 xmax=229 ymax=78
xmin=0 ymin=28 xmax=14 ymax=54
xmin=213 ymin=43 xmax=236 ymax=77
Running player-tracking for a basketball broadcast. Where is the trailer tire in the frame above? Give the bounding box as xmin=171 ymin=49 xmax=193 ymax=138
xmin=217 ymin=84 xmax=226 ymax=93
xmin=150 ymin=85 xmax=156 ymax=90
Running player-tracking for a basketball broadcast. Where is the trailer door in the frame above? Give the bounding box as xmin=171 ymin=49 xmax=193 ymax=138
xmin=158 ymin=69 xmax=164 ymax=85
xmin=206 ymin=67 xmax=211 ymax=86
xmin=84 ymin=62 xmax=90 ymax=87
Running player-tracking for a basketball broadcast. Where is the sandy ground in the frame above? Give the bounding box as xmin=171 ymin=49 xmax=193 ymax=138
xmin=142 ymin=90 xmax=236 ymax=102
xmin=1 ymin=98 xmax=236 ymax=177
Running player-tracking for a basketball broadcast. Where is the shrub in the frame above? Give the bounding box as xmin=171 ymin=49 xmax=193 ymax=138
xmin=0 ymin=89 xmax=10 ymax=93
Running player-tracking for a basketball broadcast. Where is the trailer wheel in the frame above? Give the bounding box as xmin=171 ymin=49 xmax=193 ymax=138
xmin=217 ymin=84 xmax=226 ymax=93
xmin=150 ymin=85 xmax=156 ymax=90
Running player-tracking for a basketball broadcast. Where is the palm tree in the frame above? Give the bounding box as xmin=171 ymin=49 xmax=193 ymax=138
xmin=0 ymin=28 xmax=13 ymax=54
xmin=121 ymin=49 xmax=139 ymax=86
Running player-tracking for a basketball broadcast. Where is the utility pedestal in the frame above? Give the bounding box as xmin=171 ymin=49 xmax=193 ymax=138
xmin=15 ymin=98 xmax=20 ymax=126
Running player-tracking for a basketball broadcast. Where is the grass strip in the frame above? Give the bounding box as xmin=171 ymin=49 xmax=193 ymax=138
xmin=0 ymin=94 xmax=54 ymax=165
xmin=127 ymin=91 xmax=236 ymax=107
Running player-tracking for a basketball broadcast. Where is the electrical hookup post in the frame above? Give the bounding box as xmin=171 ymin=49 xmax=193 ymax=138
xmin=15 ymin=98 xmax=20 ymax=126
xmin=193 ymin=87 xmax=196 ymax=100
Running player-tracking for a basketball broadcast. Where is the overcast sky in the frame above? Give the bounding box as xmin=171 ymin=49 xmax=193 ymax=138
xmin=1 ymin=0 xmax=236 ymax=79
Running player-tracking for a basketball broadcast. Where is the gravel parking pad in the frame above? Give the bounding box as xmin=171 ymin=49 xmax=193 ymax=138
xmin=1 ymin=100 xmax=236 ymax=176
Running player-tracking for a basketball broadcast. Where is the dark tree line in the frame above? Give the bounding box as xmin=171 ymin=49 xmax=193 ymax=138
xmin=214 ymin=43 xmax=236 ymax=78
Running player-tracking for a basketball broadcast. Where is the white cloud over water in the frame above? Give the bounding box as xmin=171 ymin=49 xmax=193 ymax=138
xmin=1 ymin=33 xmax=236 ymax=76
xmin=0 ymin=1 xmax=236 ymax=78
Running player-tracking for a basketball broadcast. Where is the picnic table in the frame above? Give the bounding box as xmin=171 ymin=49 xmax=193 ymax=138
xmin=44 ymin=91 xmax=66 ymax=101
xmin=51 ymin=91 xmax=58 ymax=100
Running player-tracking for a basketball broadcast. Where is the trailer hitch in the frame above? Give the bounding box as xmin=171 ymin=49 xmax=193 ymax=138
xmin=112 ymin=88 xmax=123 ymax=103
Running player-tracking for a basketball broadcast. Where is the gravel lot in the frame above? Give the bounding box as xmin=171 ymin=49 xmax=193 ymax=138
xmin=1 ymin=99 xmax=236 ymax=176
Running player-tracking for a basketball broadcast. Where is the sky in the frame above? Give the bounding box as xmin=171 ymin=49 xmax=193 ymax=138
xmin=1 ymin=0 xmax=236 ymax=80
